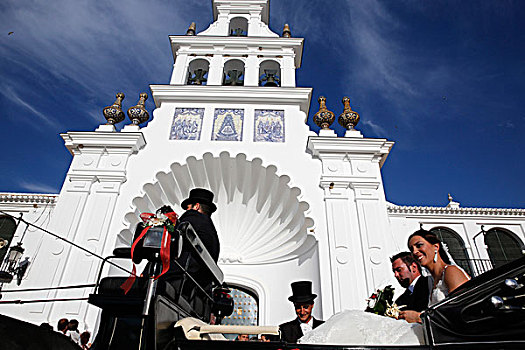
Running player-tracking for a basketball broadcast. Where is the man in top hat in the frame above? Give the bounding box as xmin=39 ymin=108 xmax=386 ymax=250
xmin=390 ymin=251 xmax=432 ymax=312
xmin=279 ymin=281 xmax=324 ymax=343
xmin=178 ymin=188 xmax=220 ymax=262
xmin=164 ymin=188 xmax=220 ymax=290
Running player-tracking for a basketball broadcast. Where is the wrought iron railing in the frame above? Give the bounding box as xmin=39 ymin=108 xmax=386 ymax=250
xmin=454 ymin=258 xmax=493 ymax=277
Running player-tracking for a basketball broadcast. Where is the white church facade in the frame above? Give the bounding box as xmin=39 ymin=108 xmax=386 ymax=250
xmin=1 ymin=0 xmax=524 ymax=333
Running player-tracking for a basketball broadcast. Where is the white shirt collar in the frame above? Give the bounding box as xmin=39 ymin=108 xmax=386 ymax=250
xmin=408 ymin=275 xmax=421 ymax=293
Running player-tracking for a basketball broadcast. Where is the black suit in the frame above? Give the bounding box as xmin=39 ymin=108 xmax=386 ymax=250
xmin=395 ymin=275 xmax=432 ymax=312
xmin=164 ymin=210 xmax=220 ymax=287
xmin=279 ymin=318 xmax=324 ymax=343
xmin=176 ymin=210 xmax=220 ymax=262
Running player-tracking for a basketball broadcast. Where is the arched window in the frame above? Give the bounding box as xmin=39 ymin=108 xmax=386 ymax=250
xmin=0 ymin=216 xmax=18 ymax=263
xmin=223 ymin=59 xmax=245 ymax=86
xmin=221 ymin=285 xmax=258 ymax=327
xmin=229 ymin=17 xmax=248 ymax=36
xmin=186 ymin=59 xmax=209 ymax=85
xmin=485 ymin=228 xmax=524 ymax=268
xmin=430 ymin=227 xmax=473 ymax=276
xmin=258 ymin=60 xmax=281 ymax=87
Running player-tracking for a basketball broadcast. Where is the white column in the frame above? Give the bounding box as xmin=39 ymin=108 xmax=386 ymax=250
xmin=244 ymin=55 xmax=259 ymax=86
xmin=207 ymin=54 xmax=224 ymax=86
xmin=281 ymin=56 xmax=296 ymax=87
xmin=308 ymin=136 xmax=396 ymax=312
xmin=19 ymin=132 xmax=145 ymax=329
xmin=170 ymin=53 xmax=190 ymax=85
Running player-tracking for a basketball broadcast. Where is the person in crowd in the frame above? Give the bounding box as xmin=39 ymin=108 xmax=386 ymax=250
xmin=260 ymin=334 xmax=271 ymax=342
xmin=390 ymin=251 xmax=432 ymax=312
xmin=57 ymin=318 xmax=68 ymax=335
xmin=79 ymin=331 xmax=91 ymax=349
xmin=66 ymin=319 xmax=80 ymax=344
xmin=399 ymin=229 xmax=470 ymax=323
xmin=235 ymin=334 xmax=250 ymax=341
xmin=279 ymin=281 xmax=324 ymax=343
xmin=39 ymin=322 xmax=53 ymax=331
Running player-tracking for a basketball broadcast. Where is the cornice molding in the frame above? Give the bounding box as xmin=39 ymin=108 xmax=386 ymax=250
xmin=387 ymin=203 xmax=525 ymax=217
xmin=60 ymin=132 xmax=146 ymax=155
xmin=307 ymin=136 xmax=395 ymax=167
xmin=169 ymin=36 xmax=304 ymax=67
xmin=150 ymin=85 xmax=312 ymax=114
xmin=0 ymin=192 xmax=58 ymax=204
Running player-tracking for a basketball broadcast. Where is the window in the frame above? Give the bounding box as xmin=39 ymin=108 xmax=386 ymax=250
xmin=430 ymin=227 xmax=473 ymax=276
xmin=0 ymin=216 xmax=18 ymax=263
xmin=221 ymin=286 xmax=258 ymax=326
xmin=485 ymin=228 xmax=523 ymax=268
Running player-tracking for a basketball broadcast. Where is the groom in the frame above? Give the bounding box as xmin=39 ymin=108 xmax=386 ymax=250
xmin=390 ymin=252 xmax=432 ymax=312
xmin=279 ymin=281 xmax=324 ymax=343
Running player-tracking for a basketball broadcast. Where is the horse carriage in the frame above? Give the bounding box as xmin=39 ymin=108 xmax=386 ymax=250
xmin=1 ymin=217 xmax=524 ymax=350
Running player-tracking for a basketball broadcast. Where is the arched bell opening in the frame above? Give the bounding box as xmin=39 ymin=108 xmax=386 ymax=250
xmin=229 ymin=17 xmax=248 ymax=37
xmin=186 ymin=58 xmax=210 ymax=85
xmin=223 ymin=59 xmax=245 ymax=86
xmin=258 ymin=60 xmax=281 ymax=87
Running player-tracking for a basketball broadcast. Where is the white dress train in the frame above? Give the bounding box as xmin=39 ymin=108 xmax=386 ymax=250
xmin=298 ymin=310 xmax=425 ymax=345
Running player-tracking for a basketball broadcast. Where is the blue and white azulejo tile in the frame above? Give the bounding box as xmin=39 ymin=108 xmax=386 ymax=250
xmin=170 ymin=108 xmax=204 ymax=140
xmin=212 ymin=108 xmax=244 ymax=141
xmin=254 ymin=110 xmax=285 ymax=142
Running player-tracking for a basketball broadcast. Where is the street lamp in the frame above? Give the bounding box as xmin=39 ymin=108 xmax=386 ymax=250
xmin=0 ymin=242 xmax=25 ymax=284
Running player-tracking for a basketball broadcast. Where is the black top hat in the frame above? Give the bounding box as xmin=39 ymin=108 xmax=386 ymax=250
xmin=288 ymin=281 xmax=317 ymax=303
xmin=181 ymin=188 xmax=217 ymax=213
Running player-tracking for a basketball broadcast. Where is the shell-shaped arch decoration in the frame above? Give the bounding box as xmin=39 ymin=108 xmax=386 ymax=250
xmin=119 ymin=152 xmax=317 ymax=265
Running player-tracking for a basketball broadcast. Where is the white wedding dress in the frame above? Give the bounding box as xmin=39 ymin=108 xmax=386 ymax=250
xmin=300 ymin=265 xmax=471 ymax=345
xmin=299 ymin=310 xmax=426 ymax=345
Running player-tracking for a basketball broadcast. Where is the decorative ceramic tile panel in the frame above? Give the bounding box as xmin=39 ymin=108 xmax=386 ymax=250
xmin=170 ymin=108 xmax=204 ymax=140
xmin=254 ymin=109 xmax=285 ymax=142
xmin=212 ymin=108 xmax=244 ymax=141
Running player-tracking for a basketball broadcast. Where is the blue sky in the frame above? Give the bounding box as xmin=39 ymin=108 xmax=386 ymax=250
xmin=1 ymin=0 xmax=524 ymax=208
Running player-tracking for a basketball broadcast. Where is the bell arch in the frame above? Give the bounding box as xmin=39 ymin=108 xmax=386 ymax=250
xmin=258 ymin=60 xmax=281 ymax=87
xmin=229 ymin=17 xmax=248 ymax=36
xmin=186 ymin=58 xmax=210 ymax=85
xmin=119 ymin=152 xmax=317 ymax=265
xmin=223 ymin=59 xmax=245 ymax=86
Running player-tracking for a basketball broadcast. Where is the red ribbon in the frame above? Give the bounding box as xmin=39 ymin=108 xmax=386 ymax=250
xmin=120 ymin=212 xmax=178 ymax=294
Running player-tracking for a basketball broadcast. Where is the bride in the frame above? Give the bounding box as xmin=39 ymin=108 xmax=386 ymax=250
xmin=398 ymin=229 xmax=470 ymax=323
xmin=299 ymin=229 xmax=470 ymax=345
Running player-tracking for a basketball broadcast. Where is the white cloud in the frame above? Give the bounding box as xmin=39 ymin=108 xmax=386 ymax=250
xmin=2 ymin=86 xmax=60 ymax=129
xmin=361 ymin=119 xmax=386 ymax=136
xmin=18 ymin=180 xmax=59 ymax=194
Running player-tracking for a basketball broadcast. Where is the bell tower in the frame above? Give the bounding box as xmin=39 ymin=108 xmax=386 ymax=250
xmin=168 ymin=0 xmax=300 ymax=88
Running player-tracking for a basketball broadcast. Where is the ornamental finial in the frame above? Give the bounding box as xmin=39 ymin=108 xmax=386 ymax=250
xmin=282 ymin=24 xmax=291 ymax=38
xmin=186 ymin=22 xmax=196 ymax=36
xmin=338 ymin=96 xmax=360 ymax=130
xmin=103 ymin=92 xmax=125 ymax=125
xmin=127 ymin=93 xmax=149 ymax=125
xmin=313 ymin=96 xmax=335 ymax=130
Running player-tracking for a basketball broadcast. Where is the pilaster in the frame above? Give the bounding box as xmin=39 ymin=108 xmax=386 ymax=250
xmin=26 ymin=132 xmax=145 ymax=327
xmin=308 ymin=136 xmax=396 ymax=312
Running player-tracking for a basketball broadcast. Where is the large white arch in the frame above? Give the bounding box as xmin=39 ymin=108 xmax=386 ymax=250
xmin=119 ymin=151 xmax=317 ymax=265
